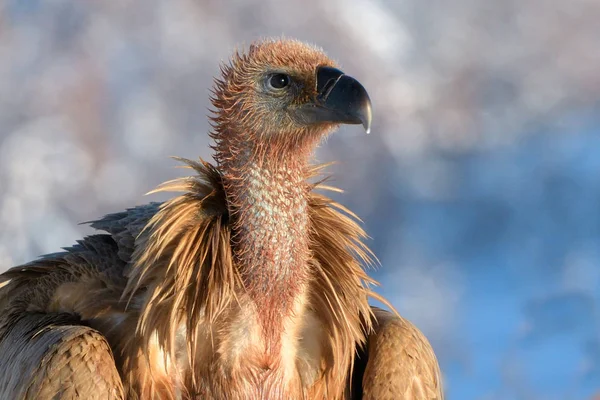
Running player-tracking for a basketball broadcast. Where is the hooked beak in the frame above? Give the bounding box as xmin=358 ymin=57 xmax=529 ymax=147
xmin=295 ymin=66 xmax=372 ymax=133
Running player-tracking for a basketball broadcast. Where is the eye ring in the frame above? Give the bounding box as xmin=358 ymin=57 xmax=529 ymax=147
xmin=268 ymin=73 xmax=290 ymax=90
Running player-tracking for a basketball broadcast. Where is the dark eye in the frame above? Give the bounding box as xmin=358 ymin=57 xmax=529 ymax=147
xmin=268 ymin=73 xmax=290 ymax=89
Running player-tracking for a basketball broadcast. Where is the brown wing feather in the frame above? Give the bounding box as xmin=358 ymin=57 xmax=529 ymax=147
xmin=0 ymin=208 xmax=156 ymax=398
xmin=360 ymin=307 xmax=444 ymax=400
xmin=0 ymin=312 xmax=124 ymax=399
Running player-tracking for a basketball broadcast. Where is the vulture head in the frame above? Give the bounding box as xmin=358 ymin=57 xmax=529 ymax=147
xmin=210 ymin=39 xmax=372 ymax=162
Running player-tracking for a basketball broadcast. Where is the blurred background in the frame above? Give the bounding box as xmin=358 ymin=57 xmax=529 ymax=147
xmin=1 ymin=0 xmax=599 ymax=398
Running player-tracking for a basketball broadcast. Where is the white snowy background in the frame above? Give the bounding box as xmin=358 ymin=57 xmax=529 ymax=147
xmin=1 ymin=1 xmax=599 ymax=399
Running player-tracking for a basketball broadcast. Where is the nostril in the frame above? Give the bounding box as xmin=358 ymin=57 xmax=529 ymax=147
xmin=317 ymin=78 xmax=339 ymax=103
xmin=315 ymin=66 xmax=345 ymax=94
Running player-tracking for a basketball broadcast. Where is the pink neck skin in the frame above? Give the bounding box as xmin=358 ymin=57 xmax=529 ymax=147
xmin=217 ymin=137 xmax=315 ymax=349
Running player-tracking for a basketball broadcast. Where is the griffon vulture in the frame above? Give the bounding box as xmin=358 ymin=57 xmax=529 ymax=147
xmin=0 ymin=39 xmax=443 ymax=400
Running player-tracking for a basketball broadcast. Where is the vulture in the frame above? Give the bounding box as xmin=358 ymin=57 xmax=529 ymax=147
xmin=0 ymin=39 xmax=443 ymax=399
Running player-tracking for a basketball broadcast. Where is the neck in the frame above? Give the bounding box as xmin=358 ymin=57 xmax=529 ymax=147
xmin=217 ymin=138 xmax=313 ymax=342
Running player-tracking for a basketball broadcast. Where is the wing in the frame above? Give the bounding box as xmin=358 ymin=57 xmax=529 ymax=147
xmin=354 ymin=307 xmax=444 ymax=400
xmin=0 ymin=203 xmax=160 ymax=399
xmin=0 ymin=313 xmax=124 ymax=399
xmin=0 ymin=159 xmax=226 ymax=398
xmin=0 ymin=203 xmax=161 ymax=323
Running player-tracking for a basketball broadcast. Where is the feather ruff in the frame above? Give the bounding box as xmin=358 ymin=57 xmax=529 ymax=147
xmin=118 ymin=158 xmax=383 ymax=399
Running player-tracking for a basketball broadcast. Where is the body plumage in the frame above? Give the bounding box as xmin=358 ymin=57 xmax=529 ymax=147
xmin=0 ymin=39 xmax=442 ymax=399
